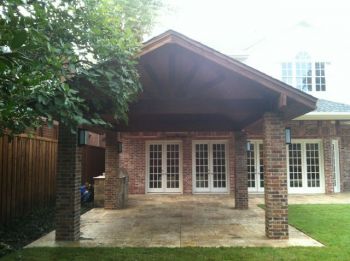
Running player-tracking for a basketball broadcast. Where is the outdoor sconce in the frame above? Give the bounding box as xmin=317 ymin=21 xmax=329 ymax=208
xmin=246 ymin=140 xmax=251 ymax=151
xmin=285 ymin=127 xmax=292 ymax=145
xmin=78 ymin=129 xmax=88 ymax=146
xmin=117 ymin=141 xmax=123 ymax=153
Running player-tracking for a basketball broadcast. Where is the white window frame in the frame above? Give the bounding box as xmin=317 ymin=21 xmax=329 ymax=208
xmin=145 ymin=140 xmax=183 ymax=194
xmin=192 ymin=140 xmax=229 ymax=194
xmin=287 ymin=139 xmax=325 ymax=194
xmin=247 ymin=139 xmax=264 ymax=193
xmin=281 ymin=52 xmax=327 ymax=92
xmin=332 ymin=139 xmax=341 ymax=193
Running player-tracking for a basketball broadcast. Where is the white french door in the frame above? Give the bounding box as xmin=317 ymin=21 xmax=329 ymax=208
xmin=146 ymin=141 xmax=182 ymax=193
xmin=287 ymin=139 xmax=325 ymax=194
xmin=247 ymin=140 xmax=264 ymax=193
xmin=332 ymin=139 xmax=341 ymax=193
xmin=193 ymin=141 xmax=228 ymax=193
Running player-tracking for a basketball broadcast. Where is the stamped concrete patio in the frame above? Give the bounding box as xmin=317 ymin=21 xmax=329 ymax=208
xmin=28 ymin=194 xmax=326 ymax=248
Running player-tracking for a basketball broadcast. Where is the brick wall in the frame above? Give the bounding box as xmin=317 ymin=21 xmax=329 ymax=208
xmin=119 ymin=136 xmax=146 ymax=194
xmin=247 ymin=119 xmax=349 ymax=194
xmin=339 ymin=124 xmax=350 ymax=191
xmin=120 ymin=131 xmax=235 ymax=194
xmin=119 ymin=120 xmax=350 ymax=195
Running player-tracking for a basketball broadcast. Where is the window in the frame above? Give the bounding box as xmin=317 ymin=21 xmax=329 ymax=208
xmin=315 ymin=62 xmax=326 ymax=91
xmin=295 ymin=52 xmax=312 ymax=91
xmin=287 ymin=140 xmax=324 ymax=193
xmin=281 ymin=52 xmax=326 ymax=92
xmin=282 ymin=62 xmax=293 ymax=85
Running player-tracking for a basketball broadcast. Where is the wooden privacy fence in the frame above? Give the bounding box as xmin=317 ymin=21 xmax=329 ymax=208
xmin=0 ymin=134 xmax=57 ymax=224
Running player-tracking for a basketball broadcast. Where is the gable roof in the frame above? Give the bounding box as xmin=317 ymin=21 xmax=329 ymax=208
xmin=141 ymin=30 xmax=317 ymax=110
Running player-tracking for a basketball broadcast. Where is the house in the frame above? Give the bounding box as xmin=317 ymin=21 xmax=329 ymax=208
xmin=55 ymin=30 xmax=349 ymax=241
xmin=116 ymin=30 xmax=350 ymax=196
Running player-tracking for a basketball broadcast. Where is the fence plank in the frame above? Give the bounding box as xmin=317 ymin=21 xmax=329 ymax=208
xmin=0 ymin=135 xmax=57 ymax=224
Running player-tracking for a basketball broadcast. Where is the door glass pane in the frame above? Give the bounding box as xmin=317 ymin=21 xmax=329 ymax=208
xmin=213 ymin=143 xmax=226 ymax=188
xmin=306 ymin=143 xmax=320 ymax=187
xmin=195 ymin=144 xmax=209 ymax=188
xmin=259 ymin=144 xmax=264 ymax=188
xmin=247 ymin=143 xmax=255 ymax=188
xmin=288 ymin=143 xmax=303 ymax=187
xmin=332 ymin=143 xmax=336 ymax=187
xmin=149 ymin=144 xmax=162 ymax=188
xmin=166 ymin=144 xmax=180 ymax=188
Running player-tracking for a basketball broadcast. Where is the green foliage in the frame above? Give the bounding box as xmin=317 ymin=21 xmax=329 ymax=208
xmin=0 ymin=0 xmax=161 ymax=136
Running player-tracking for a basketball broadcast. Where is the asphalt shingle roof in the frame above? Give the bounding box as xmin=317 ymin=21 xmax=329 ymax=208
xmin=315 ymin=99 xmax=350 ymax=113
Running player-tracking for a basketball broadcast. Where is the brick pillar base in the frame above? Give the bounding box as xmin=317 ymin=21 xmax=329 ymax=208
xmin=104 ymin=131 xmax=120 ymax=209
xmin=235 ymin=132 xmax=248 ymax=209
xmin=263 ymin=112 xmax=288 ymax=239
xmin=56 ymin=125 xmax=81 ymax=241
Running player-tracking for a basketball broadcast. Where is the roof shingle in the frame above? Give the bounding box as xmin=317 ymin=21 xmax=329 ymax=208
xmin=315 ymin=99 xmax=350 ymax=113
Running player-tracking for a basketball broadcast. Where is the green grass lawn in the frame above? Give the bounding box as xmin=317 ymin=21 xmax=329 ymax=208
xmin=2 ymin=204 xmax=350 ymax=261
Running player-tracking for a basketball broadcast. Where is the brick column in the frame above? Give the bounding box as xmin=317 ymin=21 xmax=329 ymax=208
xmin=104 ymin=131 xmax=120 ymax=209
xmin=183 ymin=136 xmax=192 ymax=194
xmin=322 ymin=122 xmax=337 ymax=194
xmin=323 ymin=138 xmax=334 ymax=194
xmin=56 ymin=125 xmax=81 ymax=241
xmin=234 ymin=132 xmax=248 ymax=209
xmin=263 ymin=112 xmax=288 ymax=239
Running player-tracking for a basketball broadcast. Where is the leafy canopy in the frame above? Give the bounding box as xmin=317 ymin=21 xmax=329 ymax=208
xmin=0 ymin=0 xmax=161 ymax=136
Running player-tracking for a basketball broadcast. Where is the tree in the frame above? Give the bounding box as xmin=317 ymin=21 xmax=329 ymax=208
xmin=0 ymin=0 xmax=161 ymax=136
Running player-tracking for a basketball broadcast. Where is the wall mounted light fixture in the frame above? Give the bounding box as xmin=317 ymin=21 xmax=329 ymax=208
xmin=78 ymin=129 xmax=88 ymax=146
xmin=117 ymin=141 xmax=123 ymax=153
xmin=285 ymin=127 xmax=292 ymax=145
xmin=246 ymin=140 xmax=251 ymax=151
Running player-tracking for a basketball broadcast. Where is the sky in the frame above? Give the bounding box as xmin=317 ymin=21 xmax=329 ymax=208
xmin=148 ymin=0 xmax=350 ymax=55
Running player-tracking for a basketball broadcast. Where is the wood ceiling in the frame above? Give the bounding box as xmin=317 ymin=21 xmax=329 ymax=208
xmin=115 ymin=31 xmax=317 ymax=132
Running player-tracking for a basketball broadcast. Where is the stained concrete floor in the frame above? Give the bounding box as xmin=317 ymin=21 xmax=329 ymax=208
xmin=27 ymin=194 xmax=331 ymax=248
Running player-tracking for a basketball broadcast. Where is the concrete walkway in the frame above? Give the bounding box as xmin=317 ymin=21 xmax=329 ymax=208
xmin=28 ymin=194 xmax=327 ymax=248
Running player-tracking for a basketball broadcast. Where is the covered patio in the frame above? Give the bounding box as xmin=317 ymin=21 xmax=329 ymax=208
xmin=30 ymin=195 xmax=322 ymax=248
xmin=54 ymin=31 xmax=318 ymax=243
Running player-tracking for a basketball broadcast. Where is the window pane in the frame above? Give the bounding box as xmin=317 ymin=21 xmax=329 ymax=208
xmin=281 ymin=62 xmax=293 ymax=85
xmin=306 ymin=143 xmax=321 ymax=188
xmin=295 ymin=52 xmax=313 ymax=91
xmin=247 ymin=144 xmax=255 ymax=188
xmin=288 ymin=143 xmax=302 ymax=187
xmin=315 ymin=62 xmax=326 ymax=91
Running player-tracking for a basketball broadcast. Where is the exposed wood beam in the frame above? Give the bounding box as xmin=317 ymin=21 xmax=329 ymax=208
xmin=144 ymin=63 xmax=164 ymax=97
xmin=278 ymin=93 xmax=287 ymax=111
xmin=129 ymin=99 xmax=270 ymax=115
xmin=175 ymin=61 xmax=200 ymax=97
xmin=168 ymin=51 xmax=176 ymax=97
xmin=185 ymin=72 xmax=226 ymax=99
xmin=115 ymin=114 xmax=240 ymax=132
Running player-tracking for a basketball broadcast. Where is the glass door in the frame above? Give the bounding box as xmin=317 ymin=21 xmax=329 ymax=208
xmin=287 ymin=140 xmax=325 ymax=193
xmin=147 ymin=141 xmax=182 ymax=193
xmin=193 ymin=141 xmax=228 ymax=193
xmin=247 ymin=141 xmax=264 ymax=193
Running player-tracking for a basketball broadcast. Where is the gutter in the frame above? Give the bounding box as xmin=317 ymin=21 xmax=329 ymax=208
xmin=294 ymin=112 xmax=350 ymax=120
